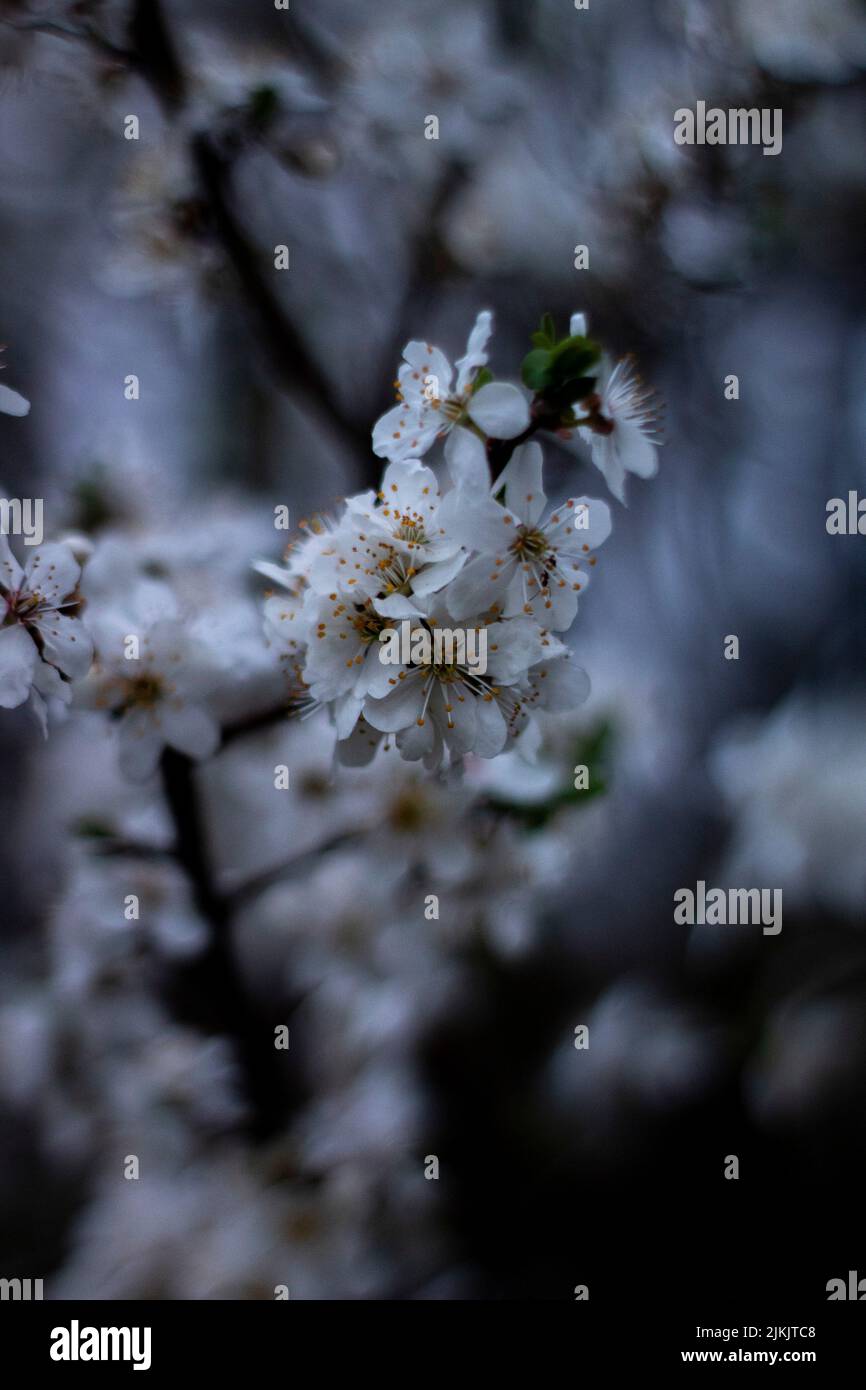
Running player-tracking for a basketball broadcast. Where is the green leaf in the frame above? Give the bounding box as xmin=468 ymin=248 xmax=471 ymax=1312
xmin=522 ymin=332 xmax=602 ymax=403
xmin=546 ymin=335 xmax=601 ymax=384
xmin=521 ymin=348 xmax=553 ymax=391
xmin=472 ymin=367 xmax=494 ymax=392
xmin=530 ymin=312 xmax=558 ymax=351
xmin=485 ymin=720 xmax=614 ymax=830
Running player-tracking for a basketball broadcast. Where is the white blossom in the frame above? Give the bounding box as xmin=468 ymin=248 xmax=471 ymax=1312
xmin=372 ymin=311 xmax=529 ymax=463
xmin=82 ymin=607 xmax=220 ymax=780
xmin=439 ymin=438 xmax=612 ymax=629
xmin=362 ymin=602 xmax=555 ymax=770
xmin=0 ymin=536 xmax=92 ymax=729
xmin=299 ymin=460 xmax=465 ymax=604
xmin=575 ymin=355 xmax=660 ymax=502
xmin=556 ymin=313 xmax=660 ymax=503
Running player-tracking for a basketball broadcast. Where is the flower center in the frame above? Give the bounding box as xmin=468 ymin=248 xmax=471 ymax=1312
xmin=393 ymin=515 xmax=428 ymax=546
xmin=373 ymin=545 xmax=416 ymax=596
xmin=2 ymin=590 xmax=41 ymax=624
xmin=350 ymin=604 xmax=393 ymax=645
xmin=433 ymin=394 xmax=466 ymax=424
xmin=119 ymin=674 xmax=165 ymax=710
xmin=387 ymin=787 xmax=430 ymax=832
xmin=511 ymin=526 xmax=550 ymax=561
xmin=579 ymin=393 xmax=615 ymax=435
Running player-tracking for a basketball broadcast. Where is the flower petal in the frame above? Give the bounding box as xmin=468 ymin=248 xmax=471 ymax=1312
xmin=22 ymin=542 xmax=80 ymax=605
xmin=372 ymin=403 xmax=439 ymax=462
xmin=0 ymin=383 xmax=30 ymax=417
xmin=409 ymin=549 xmax=466 ymax=597
xmin=438 ymin=488 xmax=519 ymax=553
xmin=445 ymin=553 xmax=518 ymax=620
xmin=473 ymin=694 xmax=508 ymax=758
xmin=516 ymin=571 xmax=579 ymax=630
xmin=432 ymin=682 xmax=477 ymax=756
xmin=336 ymin=715 xmax=382 ymax=766
xmin=0 ymin=532 xmax=23 ymax=592
xmin=395 ymin=713 xmax=436 ymax=761
xmin=373 ymin=593 xmax=424 ymax=619
xmin=263 ymin=593 xmax=308 ymax=647
xmin=379 ymin=458 xmax=441 ymax=519
xmin=253 ymin=560 xmax=295 ymax=591
xmin=401 ymin=341 xmax=453 ymax=396
xmin=161 ymin=702 xmax=220 ymax=761
xmin=364 ymin=670 xmax=425 ymax=733
xmin=360 ymin=644 xmax=407 ymax=699
xmin=587 ymin=432 xmax=627 ymax=503
xmin=455 ymin=309 xmax=493 ymax=392
xmin=0 ymin=624 xmax=36 ymax=708
xmin=333 ymin=691 xmax=364 ymax=740
xmin=467 ymin=381 xmax=531 ymax=439
xmin=532 ymin=653 xmax=591 ymax=711
xmin=496 ymin=442 xmax=546 ymax=525
xmin=117 ymin=709 xmax=163 ymax=781
xmin=444 ymin=427 xmax=490 ymax=489
xmin=545 ymin=495 xmax=612 ymax=550
xmin=617 ymin=418 xmax=659 ymax=479
xmin=486 ymin=616 xmax=546 ymax=681
xmin=32 ymin=612 xmax=93 ymax=681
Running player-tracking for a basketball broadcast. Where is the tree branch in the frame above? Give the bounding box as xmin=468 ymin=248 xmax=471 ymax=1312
xmin=159 ymin=748 xmax=304 ymax=1140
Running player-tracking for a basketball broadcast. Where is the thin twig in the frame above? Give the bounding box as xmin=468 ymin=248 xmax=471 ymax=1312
xmin=191 ymin=129 xmax=374 ymax=470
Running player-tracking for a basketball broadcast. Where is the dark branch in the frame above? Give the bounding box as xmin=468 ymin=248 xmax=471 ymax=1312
xmin=159 ymin=748 xmax=304 ymax=1140
xmin=191 ymin=130 xmax=373 ymax=470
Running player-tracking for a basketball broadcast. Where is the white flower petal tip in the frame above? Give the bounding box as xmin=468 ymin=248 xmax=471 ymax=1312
xmin=0 ymin=383 xmax=30 ymax=417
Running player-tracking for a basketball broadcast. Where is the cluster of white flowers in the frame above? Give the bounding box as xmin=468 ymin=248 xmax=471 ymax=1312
xmin=259 ymin=310 xmax=659 ymax=773
xmin=2 ymin=312 xmax=659 ymax=788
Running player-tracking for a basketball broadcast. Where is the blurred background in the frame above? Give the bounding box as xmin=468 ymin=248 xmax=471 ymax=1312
xmin=1 ymin=0 xmax=866 ymax=1300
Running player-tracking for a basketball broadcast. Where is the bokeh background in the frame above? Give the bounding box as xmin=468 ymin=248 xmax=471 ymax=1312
xmin=1 ymin=0 xmax=866 ymax=1300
